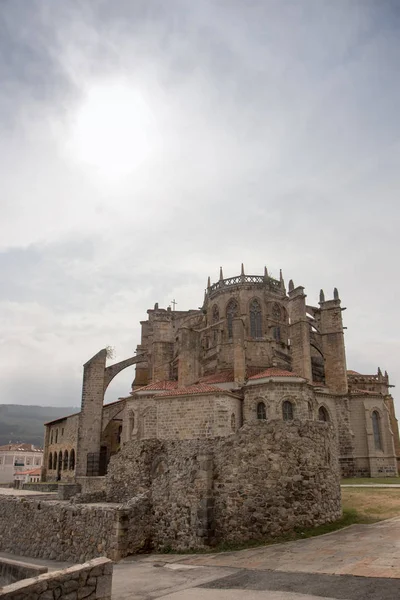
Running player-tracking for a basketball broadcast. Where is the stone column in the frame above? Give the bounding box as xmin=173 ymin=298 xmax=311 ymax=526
xmin=76 ymin=349 xmax=107 ymax=477
xmin=233 ymin=317 xmax=246 ymax=384
xmin=288 ymin=286 xmax=312 ymax=381
xmin=319 ymin=295 xmax=348 ymax=394
xmin=178 ymin=327 xmax=200 ymax=387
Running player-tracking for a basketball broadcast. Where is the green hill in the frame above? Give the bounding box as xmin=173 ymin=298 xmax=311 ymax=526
xmin=0 ymin=405 xmax=79 ymax=447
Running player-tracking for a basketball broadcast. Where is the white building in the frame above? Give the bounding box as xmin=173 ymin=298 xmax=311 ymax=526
xmin=0 ymin=443 xmax=43 ymax=484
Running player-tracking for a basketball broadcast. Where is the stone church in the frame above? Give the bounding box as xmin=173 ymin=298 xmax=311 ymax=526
xmin=43 ymin=265 xmax=399 ymax=486
xmin=39 ymin=265 xmax=400 ymax=549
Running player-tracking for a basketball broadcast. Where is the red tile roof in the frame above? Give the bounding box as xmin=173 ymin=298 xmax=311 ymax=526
xmin=200 ymin=371 xmax=234 ymax=384
xmin=0 ymin=443 xmax=42 ymax=452
xmin=248 ymin=368 xmax=303 ymax=380
xmin=347 ymin=370 xmax=360 ymax=375
xmin=351 ymin=388 xmax=381 ymax=396
xmin=136 ymin=380 xmax=179 ymax=392
xmin=14 ymin=468 xmax=41 ymax=476
xmin=157 ymin=383 xmax=228 ymax=397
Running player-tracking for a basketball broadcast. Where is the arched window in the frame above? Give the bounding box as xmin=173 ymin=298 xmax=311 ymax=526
xmin=372 ymin=411 xmax=382 ymax=450
xmin=257 ymin=401 xmax=267 ymax=420
xmin=69 ymin=449 xmax=75 ymax=471
xmin=250 ymin=299 xmax=262 ymax=338
xmin=318 ymin=406 xmax=329 ymax=422
xmin=231 ymin=413 xmax=236 ymax=431
xmin=212 ymin=305 xmax=219 ymax=323
xmin=50 ymin=431 xmax=53 ymax=445
xmin=58 ymin=451 xmax=62 ymax=471
xmin=272 ymin=303 xmax=281 ymax=321
xmin=55 ymin=429 xmax=58 ymax=444
xmin=48 ymin=454 xmax=53 ymax=470
xmin=282 ymin=400 xmax=294 ymax=421
xmin=53 ymin=452 xmax=57 ymax=471
xmin=226 ymin=299 xmax=238 ymax=340
xmin=63 ymin=450 xmax=69 ymax=470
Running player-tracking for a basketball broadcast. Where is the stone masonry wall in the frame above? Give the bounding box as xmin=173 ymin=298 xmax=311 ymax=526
xmin=107 ymin=420 xmax=341 ymax=550
xmin=0 ymin=497 xmax=127 ymax=562
xmin=0 ymin=557 xmax=112 ymax=600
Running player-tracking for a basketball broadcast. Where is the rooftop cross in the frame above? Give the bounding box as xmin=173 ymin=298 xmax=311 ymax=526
xmin=171 ymin=299 xmax=177 ymax=311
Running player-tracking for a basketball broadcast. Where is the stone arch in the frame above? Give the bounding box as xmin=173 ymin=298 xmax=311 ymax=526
xmin=48 ymin=453 xmax=53 ymax=470
xmin=53 ymin=452 xmax=58 ymax=471
xmin=57 ymin=451 xmax=62 ymax=478
xmin=212 ymin=304 xmax=220 ymax=323
xmin=69 ymin=449 xmax=75 ymax=471
xmin=226 ymin=298 xmax=239 ymax=340
xmin=282 ymin=399 xmax=294 ymax=421
xmin=249 ymin=297 xmax=262 ymax=339
xmin=76 ymin=349 xmax=147 ymax=477
xmin=63 ymin=450 xmax=69 ymax=470
xmin=371 ymin=409 xmax=383 ymax=450
xmin=151 ymin=455 xmax=168 ymax=479
xmin=271 ymin=302 xmax=281 ymax=321
xmin=257 ymin=401 xmax=267 ymax=420
xmin=318 ymin=405 xmax=330 ymax=422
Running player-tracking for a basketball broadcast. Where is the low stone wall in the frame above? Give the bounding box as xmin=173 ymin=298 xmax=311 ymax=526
xmin=0 ymin=557 xmax=47 ymax=587
xmin=107 ymin=420 xmax=342 ymax=550
xmin=0 ymin=497 xmax=128 ymax=562
xmin=21 ymin=482 xmax=58 ymax=492
xmin=0 ymin=557 xmax=112 ymax=599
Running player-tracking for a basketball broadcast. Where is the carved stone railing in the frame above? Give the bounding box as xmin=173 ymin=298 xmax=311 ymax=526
xmin=208 ymin=274 xmax=280 ymax=295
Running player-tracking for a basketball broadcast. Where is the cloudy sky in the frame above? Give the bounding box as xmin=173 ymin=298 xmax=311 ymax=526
xmin=1 ymin=1 xmax=399 ymax=413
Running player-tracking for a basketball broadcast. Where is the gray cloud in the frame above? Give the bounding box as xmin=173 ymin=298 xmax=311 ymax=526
xmin=0 ymin=1 xmax=399 ymax=412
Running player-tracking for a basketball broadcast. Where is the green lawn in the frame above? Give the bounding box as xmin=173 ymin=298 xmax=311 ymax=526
xmin=341 ymin=477 xmax=400 ymax=485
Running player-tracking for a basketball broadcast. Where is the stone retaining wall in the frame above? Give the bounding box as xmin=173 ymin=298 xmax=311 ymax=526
xmin=0 ymin=497 xmax=126 ymax=562
xmin=107 ymin=420 xmax=341 ymax=550
xmin=0 ymin=557 xmax=112 ymax=600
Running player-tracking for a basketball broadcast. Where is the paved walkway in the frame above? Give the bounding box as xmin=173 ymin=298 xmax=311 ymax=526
xmin=341 ymin=484 xmax=400 ymax=488
xmin=142 ymin=517 xmax=400 ymax=579
xmin=2 ymin=517 xmax=400 ymax=599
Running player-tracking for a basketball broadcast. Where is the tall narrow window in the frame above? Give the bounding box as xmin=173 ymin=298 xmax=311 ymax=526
xmin=69 ymin=449 xmax=75 ymax=471
xmin=63 ymin=450 xmax=69 ymax=470
xmin=212 ymin=305 xmax=219 ymax=323
xmin=318 ymin=406 xmax=329 ymax=422
xmin=257 ymin=402 xmax=267 ymax=420
xmin=282 ymin=400 xmax=294 ymax=421
xmin=48 ymin=454 xmax=53 ymax=470
xmin=53 ymin=452 xmax=57 ymax=472
xmin=226 ymin=299 xmax=238 ymax=340
xmin=372 ymin=411 xmax=382 ymax=450
xmin=273 ymin=326 xmax=281 ymax=342
xmin=250 ymin=299 xmax=262 ymax=338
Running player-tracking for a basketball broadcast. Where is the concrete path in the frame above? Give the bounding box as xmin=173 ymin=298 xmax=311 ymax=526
xmin=171 ymin=517 xmax=400 ymax=579
xmin=341 ymin=484 xmax=400 ymax=488
xmin=0 ymin=488 xmax=57 ymax=496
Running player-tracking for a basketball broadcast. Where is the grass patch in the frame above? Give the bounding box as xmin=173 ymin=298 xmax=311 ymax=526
xmin=341 ymin=487 xmax=400 ymax=520
xmin=341 ymin=477 xmax=400 ymax=485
